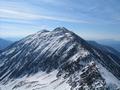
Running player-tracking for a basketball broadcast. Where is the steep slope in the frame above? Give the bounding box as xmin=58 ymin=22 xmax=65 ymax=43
xmin=0 ymin=27 xmax=90 ymax=80
xmin=0 ymin=27 xmax=120 ymax=90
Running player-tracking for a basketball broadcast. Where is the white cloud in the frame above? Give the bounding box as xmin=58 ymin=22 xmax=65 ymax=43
xmin=0 ymin=8 xmax=90 ymax=23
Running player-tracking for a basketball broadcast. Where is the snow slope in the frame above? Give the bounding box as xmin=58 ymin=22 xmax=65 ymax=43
xmin=0 ymin=70 xmax=71 ymax=90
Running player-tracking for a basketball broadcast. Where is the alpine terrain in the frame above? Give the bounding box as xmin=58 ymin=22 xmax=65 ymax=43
xmin=0 ymin=27 xmax=120 ymax=90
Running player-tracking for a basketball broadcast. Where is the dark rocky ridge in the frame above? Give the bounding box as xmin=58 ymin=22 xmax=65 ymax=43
xmin=68 ymin=62 xmax=106 ymax=90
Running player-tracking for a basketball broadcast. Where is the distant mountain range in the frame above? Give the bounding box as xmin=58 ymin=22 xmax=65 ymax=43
xmin=88 ymin=41 xmax=120 ymax=57
xmin=0 ymin=27 xmax=120 ymax=90
xmin=97 ymin=40 xmax=120 ymax=52
xmin=0 ymin=38 xmax=13 ymax=50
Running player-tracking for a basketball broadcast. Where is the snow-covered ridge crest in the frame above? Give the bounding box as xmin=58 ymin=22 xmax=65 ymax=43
xmin=0 ymin=27 xmax=90 ymax=79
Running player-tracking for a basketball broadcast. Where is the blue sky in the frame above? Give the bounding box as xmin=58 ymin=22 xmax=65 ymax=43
xmin=0 ymin=0 xmax=120 ymax=41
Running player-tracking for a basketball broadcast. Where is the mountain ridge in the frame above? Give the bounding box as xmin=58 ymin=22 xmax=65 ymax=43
xmin=0 ymin=27 xmax=120 ymax=90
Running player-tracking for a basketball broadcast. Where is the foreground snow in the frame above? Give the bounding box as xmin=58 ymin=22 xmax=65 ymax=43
xmin=0 ymin=70 xmax=71 ymax=90
xmin=98 ymin=64 xmax=120 ymax=88
xmin=0 ymin=62 xmax=120 ymax=90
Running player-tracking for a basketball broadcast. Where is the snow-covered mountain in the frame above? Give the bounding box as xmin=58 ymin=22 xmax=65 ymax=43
xmin=0 ymin=27 xmax=120 ymax=90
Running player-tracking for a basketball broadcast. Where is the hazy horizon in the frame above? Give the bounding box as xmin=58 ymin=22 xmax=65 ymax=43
xmin=1 ymin=28 xmax=120 ymax=42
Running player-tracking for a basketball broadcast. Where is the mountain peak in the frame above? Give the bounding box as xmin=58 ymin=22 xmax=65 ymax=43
xmin=53 ymin=27 xmax=70 ymax=32
xmin=41 ymin=29 xmax=49 ymax=32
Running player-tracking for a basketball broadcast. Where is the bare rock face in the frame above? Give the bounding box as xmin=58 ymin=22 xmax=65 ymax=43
xmin=68 ymin=61 xmax=106 ymax=90
xmin=80 ymin=62 xmax=105 ymax=89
